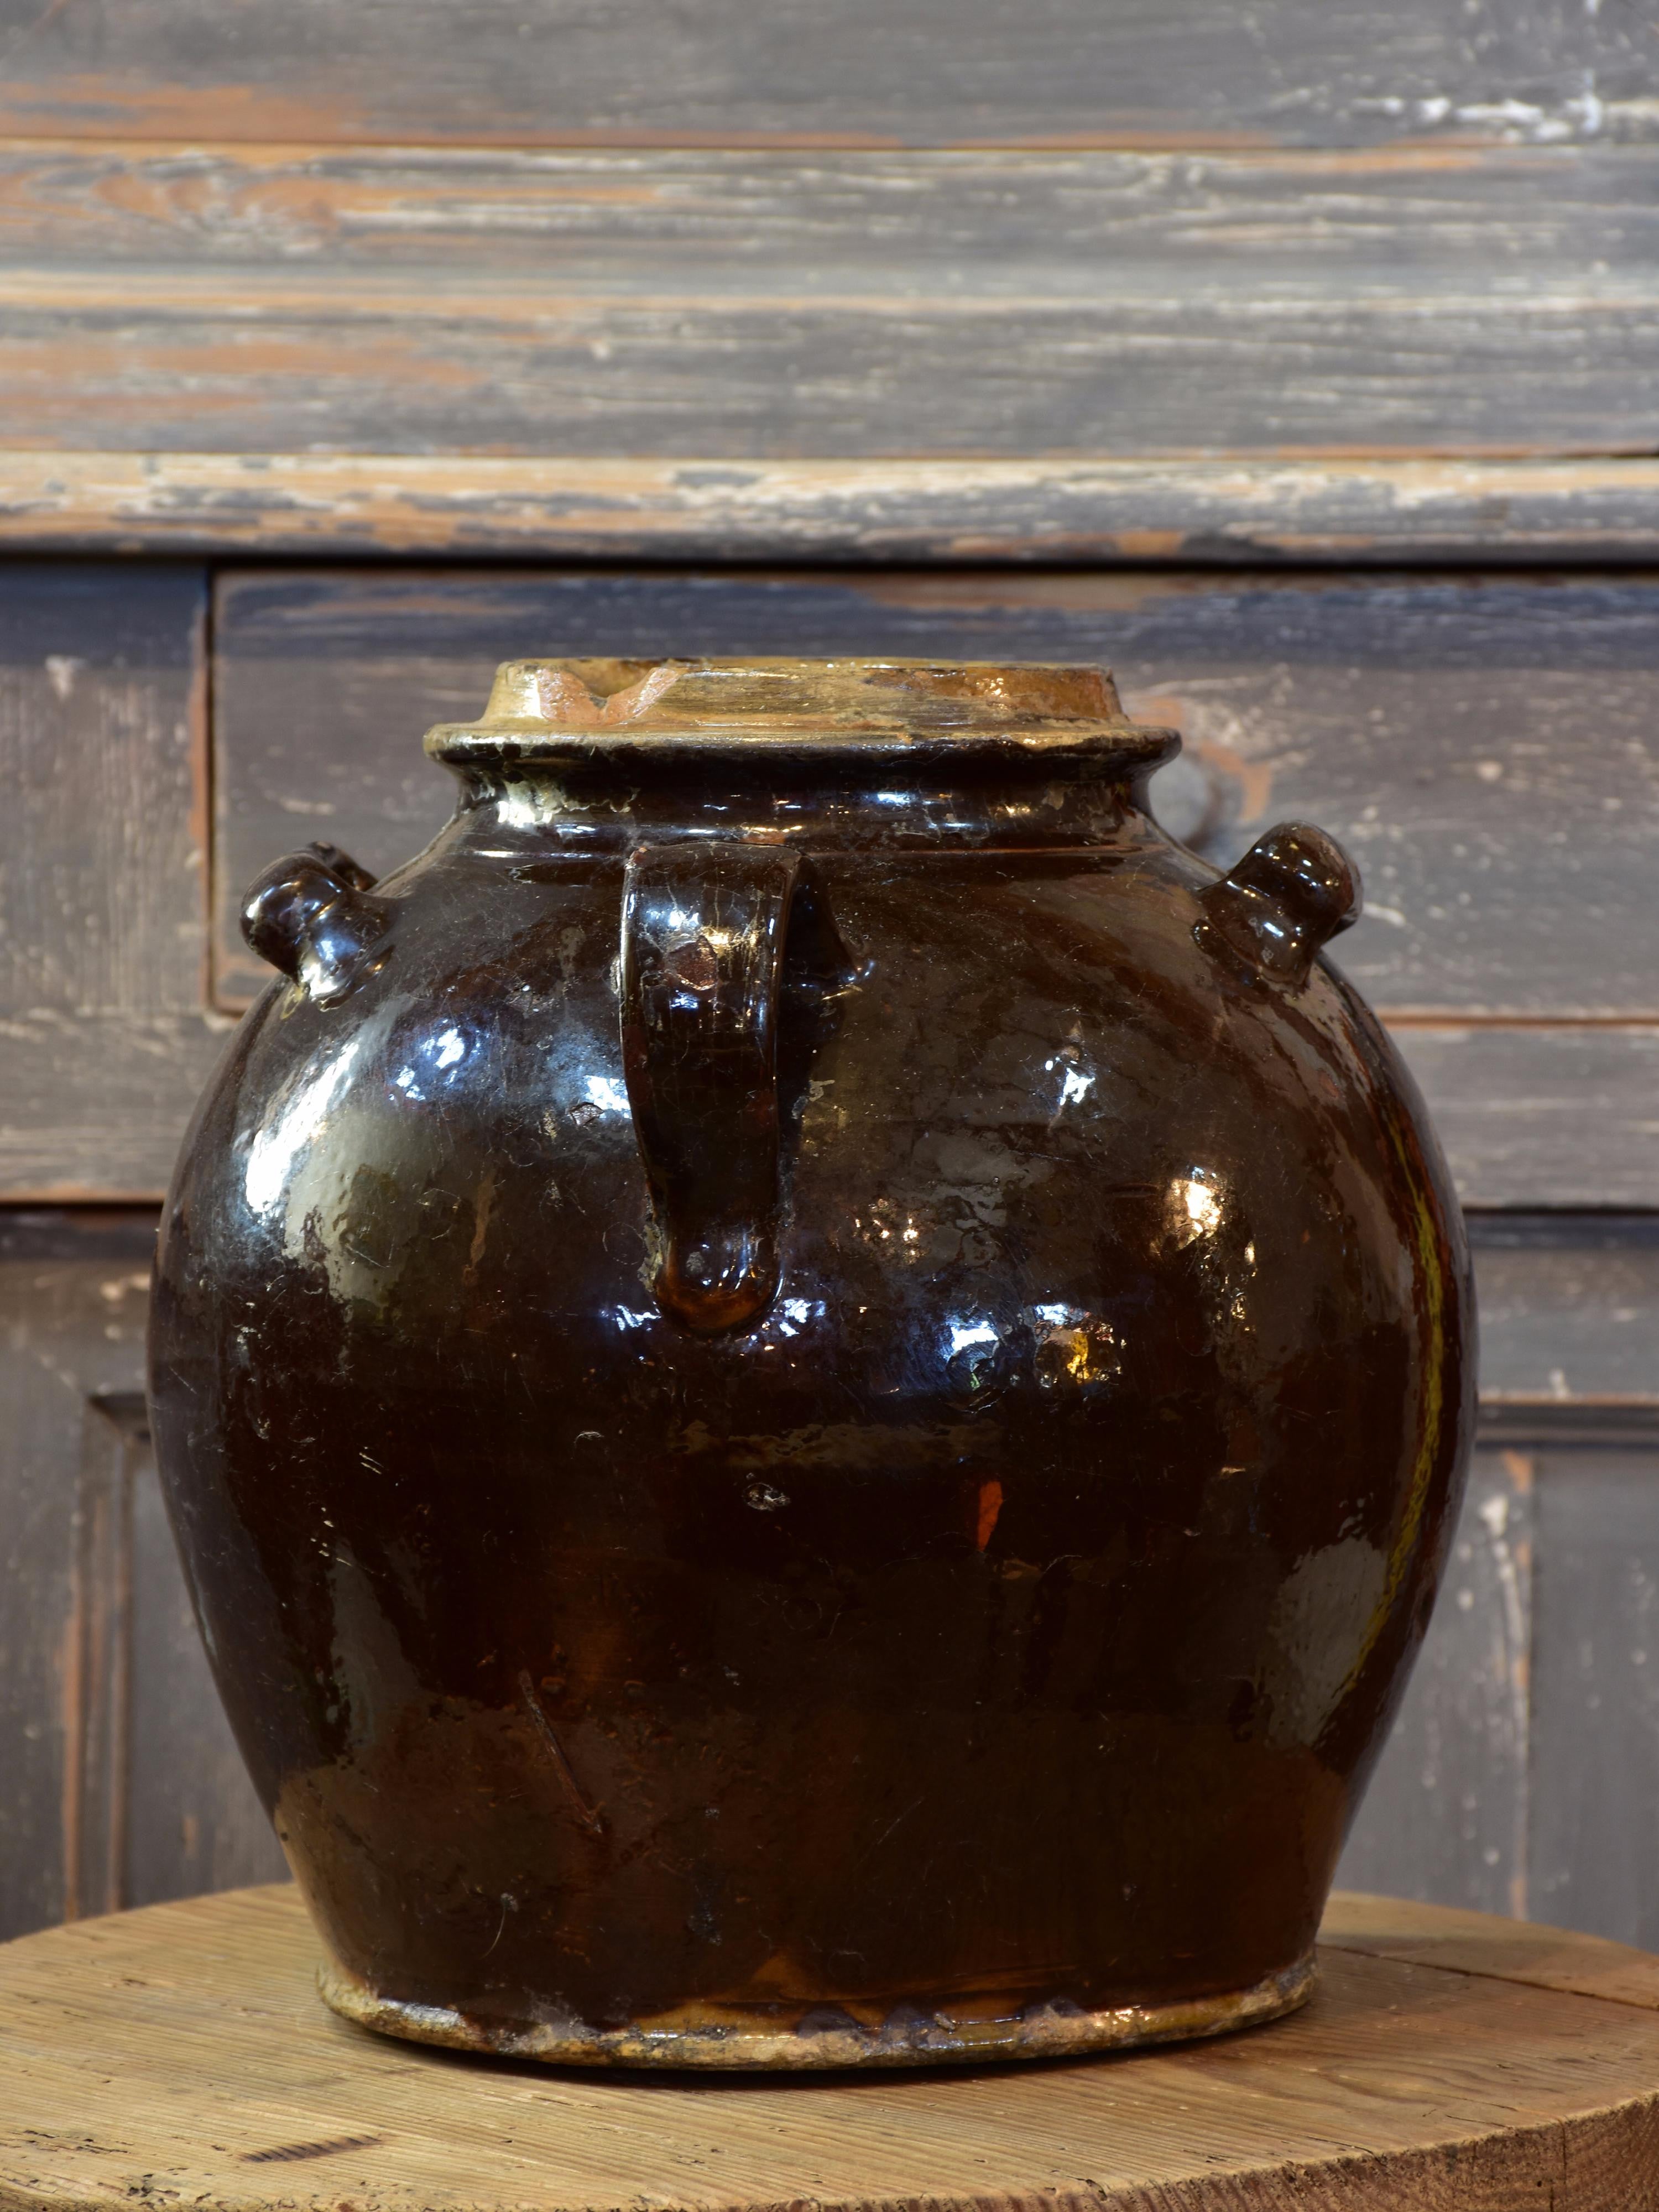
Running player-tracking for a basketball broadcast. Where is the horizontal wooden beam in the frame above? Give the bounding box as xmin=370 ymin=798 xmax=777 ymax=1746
xmin=10 ymin=452 xmax=1659 ymax=562
xmin=0 ymin=0 xmax=1651 ymax=152
xmin=1394 ymin=1025 xmax=1659 ymax=1213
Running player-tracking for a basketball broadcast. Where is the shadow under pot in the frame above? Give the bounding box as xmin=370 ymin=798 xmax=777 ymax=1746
xmin=148 ymin=655 xmax=1474 ymax=2069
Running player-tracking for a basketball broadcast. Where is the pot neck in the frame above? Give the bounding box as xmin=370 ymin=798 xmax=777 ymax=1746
xmin=454 ymin=754 xmax=1176 ymax=852
xmin=426 ymin=655 xmax=1179 ymax=854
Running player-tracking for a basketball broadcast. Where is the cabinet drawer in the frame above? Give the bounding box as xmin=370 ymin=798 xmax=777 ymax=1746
xmin=0 ymin=564 xmax=222 ymax=1199
xmin=1 ymin=560 xmax=1652 ymax=1204
xmin=212 ymin=565 xmax=1659 ymax=1207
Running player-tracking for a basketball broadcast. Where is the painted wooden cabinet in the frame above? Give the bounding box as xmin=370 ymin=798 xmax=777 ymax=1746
xmin=2 ymin=0 xmax=1658 ymax=1943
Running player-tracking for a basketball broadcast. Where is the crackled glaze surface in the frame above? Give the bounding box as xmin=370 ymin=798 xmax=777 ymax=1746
xmin=149 ymin=658 xmax=1472 ymax=2067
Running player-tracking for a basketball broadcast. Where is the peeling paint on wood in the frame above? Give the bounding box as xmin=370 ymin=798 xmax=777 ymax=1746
xmin=0 ymin=143 xmax=1657 ymax=459
xmin=8 ymin=453 xmax=1659 ymax=562
xmin=0 ymin=567 xmax=226 ymax=1198
xmin=1339 ymin=1452 xmax=1533 ymax=1918
xmin=0 ymin=2 xmax=1652 ymax=150
xmin=1470 ymin=1215 xmax=1659 ymax=1409
xmin=1532 ymin=1456 xmax=1659 ymax=1950
xmin=199 ymin=562 xmax=1659 ymax=1209
xmin=1 ymin=141 xmax=1647 ymax=267
xmin=0 ymin=1213 xmax=284 ymax=1943
xmin=1393 ymin=1028 xmax=1659 ymax=1212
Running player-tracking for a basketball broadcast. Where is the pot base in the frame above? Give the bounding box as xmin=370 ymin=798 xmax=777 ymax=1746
xmin=317 ymin=1950 xmax=1317 ymax=2070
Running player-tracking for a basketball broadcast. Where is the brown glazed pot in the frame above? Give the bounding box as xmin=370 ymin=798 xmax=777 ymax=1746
xmin=149 ymin=658 xmax=1473 ymax=2069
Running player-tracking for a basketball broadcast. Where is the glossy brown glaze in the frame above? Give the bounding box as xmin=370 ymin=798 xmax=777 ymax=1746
xmin=149 ymin=658 xmax=1473 ymax=2068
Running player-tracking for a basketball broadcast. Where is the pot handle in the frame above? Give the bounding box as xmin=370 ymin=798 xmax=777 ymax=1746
xmin=241 ymin=842 xmax=394 ymax=1005
xmin=1197 ymin=823 xmax=1360 ymax=985
xmin=620 ymin=841 xmax=852 ymax=1334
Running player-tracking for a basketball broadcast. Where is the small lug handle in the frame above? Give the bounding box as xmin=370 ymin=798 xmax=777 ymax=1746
xmin=619 ymin=842 xmax=853 ymax=1335
xmin=1198 ymin=822 xmax=1360 ymax=986
xmin=241 ymin=842 xmax=394 ymax=1005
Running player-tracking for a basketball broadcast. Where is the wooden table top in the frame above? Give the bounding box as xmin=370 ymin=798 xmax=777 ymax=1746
xmin=5 ymin=1886 xmax=1659 ymax=2211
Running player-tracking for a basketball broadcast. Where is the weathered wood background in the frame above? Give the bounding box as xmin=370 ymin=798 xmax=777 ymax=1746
xmin=3 ymin=0 xmax=1652 ymax=148
xmin=3 ymin=144 xmax=1659 ymax=462
xmin=1 ymin=2 xmax=1658 ymax=554
xmin=2 ymin=0 xmax=1658 ymax=1949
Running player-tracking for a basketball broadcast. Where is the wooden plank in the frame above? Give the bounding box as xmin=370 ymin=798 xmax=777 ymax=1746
xmin=6 ymin=1887 xmax=1659 ymax=2210
xmin=1470 ymin=1215 xmax=1659 ymax=1408
xmin=0 ymin=564 xmax=226 ymax=1198
xmin=120 ymin=1409 xmax=287 ymax=1912
xmin=1340 ymin=1233 xmax=1659 ymax=1934
xmin=1531 ymin=1454 xmax=1659 ymax=1953
xmin=0 ymin=1211 xmax=1639 ymax=1949
xmin=1337 ymin=1450 xmax=1532 ymax=1919
xmin=7 ymin=557 xmax=1658 ymax=1205
xmin=12 ymin=453 xmax=1659 ymax=564
xmin=0 ymin=1221 xmax=152 ymax=1929
xmin=1393 ymin=1029 xmax=1659 ymax=1212
xmin=63 ymin=1396 xmax=135 ymax=1923
xmin=0 ymin=1225 xmax=1646 ymax=1945
xmin=0 ymin=0 xmax=1650 ymax=149
xmin=2 ymin=144 xmax=1658 ymax=458
xmin=0 ymin=1215 xmax=285 ymax=1944
xmin=0 ymin=1011 xmax=235 ymax=1198
xmin=1324 ymin=1891 xmax=1659 ymax=2014
xmin=70 ymin=1390 xmax=288 ymax=1919
xmin=9 ymin=142 xmax=1658 ymax=274
xmin=210 ymin=566 xmax=1659 ymax=1020
xmin=0 ymin=1214 xmax=154 ymax=1939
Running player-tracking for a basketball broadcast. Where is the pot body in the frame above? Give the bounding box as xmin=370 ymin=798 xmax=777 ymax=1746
xmin=149 ymin=659 xmax=1473 ymax=2068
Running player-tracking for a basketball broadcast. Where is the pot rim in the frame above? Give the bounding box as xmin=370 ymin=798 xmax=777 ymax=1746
xmin=425 ymin=655 xmax=1180 ymax=775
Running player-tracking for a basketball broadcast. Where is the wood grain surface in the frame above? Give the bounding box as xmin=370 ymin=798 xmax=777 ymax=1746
xmin=4 ymin=1885 xmax=1659 ymax=2210
xmin=0 ymin=565 xmax=227 ymax=1199
xmin=12 ymin=452 xmax=1659 ymax=565
xmin=1531 ymin=1455 xmax=1659 ymax=1953
xmin=1322 ymin=1891 xmax=1659 ymax=2012
xmin=0 ymin=0 xmax=1649 ymax=149
xmin=1335 ymin=1449 xmax=1533 ymax=1920
xmin=2 ymin=142 xmax=1656 ymax=461
xmin=1389 ymin=1027 xmax=1659 ymax=1214
xmin=1472 ymin=1215 xmax=1659 ymax=1408
xmin=0 ymin=1214 xmax=284 ymax=1943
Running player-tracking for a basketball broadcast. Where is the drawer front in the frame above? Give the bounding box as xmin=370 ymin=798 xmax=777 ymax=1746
xmin=0 ymin=564 xmax=222 ymax=1199
xmin=2 ymin=559 xmax=1654 ymax=1205
xmin=213 ymin=565 xmax=1659 ymax=1206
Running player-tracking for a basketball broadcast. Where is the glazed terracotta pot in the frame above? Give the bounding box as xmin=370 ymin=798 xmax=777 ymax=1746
xmin=149 ymin=658 xmax=1473 ymax=2069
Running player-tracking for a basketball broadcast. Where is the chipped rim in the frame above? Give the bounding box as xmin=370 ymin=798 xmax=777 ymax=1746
xmin=317 ymin=1949 xmax=1316 ymax=2071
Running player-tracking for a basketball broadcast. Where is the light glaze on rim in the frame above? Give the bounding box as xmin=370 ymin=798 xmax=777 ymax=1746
xmin=318 ymin=1950 xmax=1317 ymax=2071
xmin=425 ymin=655 xmax=1180 ymax=775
